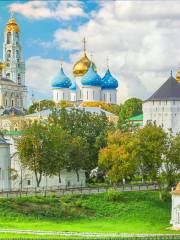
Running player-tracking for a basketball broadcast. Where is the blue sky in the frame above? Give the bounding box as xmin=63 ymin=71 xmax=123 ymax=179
xmin=1 ymin=1 xmax=180 ymax=105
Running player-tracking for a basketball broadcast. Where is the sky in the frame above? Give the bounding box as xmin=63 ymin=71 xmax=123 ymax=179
xmin=1 ymin=0 xmax=180 ymax=105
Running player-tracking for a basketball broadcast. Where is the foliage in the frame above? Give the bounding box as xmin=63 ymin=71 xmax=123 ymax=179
xmin=16 ymin=120 xmax=49 ymax=187
xmin=119 ymin=98 xmax=142 ymax=125
xmin=49 ymin=108 xmax=113 ymax=172
xmin=105 ymin=189 xmax=123 ymax=202
xmin=27 ymin=100 xmax=55 ymax=114
xmin=80 ymin=101 xmax=121 ymax=115
xmin=99 ymin=130 xmax=138 ymax=184
xmin=133 ymin=123 xmax=167 ymax=187
xmin=57 ymin=100 xmax=74 ymax=109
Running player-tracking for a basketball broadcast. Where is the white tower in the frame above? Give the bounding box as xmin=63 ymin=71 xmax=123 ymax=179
xmin=3 ymin=16 xmax=25 ymax=86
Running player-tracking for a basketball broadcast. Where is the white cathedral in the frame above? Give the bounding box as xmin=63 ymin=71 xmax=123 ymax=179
xmin=51 ymin=39 xmax=119 ymax=104
xmin=0 ymin=16 xmax=26 ymax=115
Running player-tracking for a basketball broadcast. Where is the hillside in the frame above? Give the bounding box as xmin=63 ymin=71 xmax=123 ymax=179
xmin=0 ymin=191 xmax=178 ymax=234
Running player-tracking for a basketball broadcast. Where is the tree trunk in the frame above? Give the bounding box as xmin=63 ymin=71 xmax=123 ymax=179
xmin=35 ymin=170 xmax=42 ymax=187
xmin=59 ymin=171 xmax=61 ymax=183
xmin=76 ymin=169 xmax=80 ymax=182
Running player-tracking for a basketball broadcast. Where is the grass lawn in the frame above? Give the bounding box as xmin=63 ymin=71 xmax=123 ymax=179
xmin=0 ymin=191 xmax=179 ymax=235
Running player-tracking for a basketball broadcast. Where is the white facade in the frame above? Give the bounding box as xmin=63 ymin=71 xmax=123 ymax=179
xmin=0 ymin=135 xmax=86 ymax=190
xmin=143 ymin=100 xmax=180 ymax=134
xmin=0 ymin=138 xmax=11 ymax=190
xmin=53 ymin=88 xmax=70 ymax=103
xmin=82 ymin=86 xmax=101 ymax=102
xmin=171 ymin=183 xmax=180 ymax=229
xmin=101 ymin=89 xmax=117 ymax=104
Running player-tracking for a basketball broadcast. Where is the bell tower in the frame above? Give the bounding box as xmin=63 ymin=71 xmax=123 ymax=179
xmin=2 ymin=15 xmax=25 ymax=86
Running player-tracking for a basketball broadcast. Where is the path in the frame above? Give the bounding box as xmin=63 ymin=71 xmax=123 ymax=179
xmin=0 ymin=229 xmax=179 ymax=238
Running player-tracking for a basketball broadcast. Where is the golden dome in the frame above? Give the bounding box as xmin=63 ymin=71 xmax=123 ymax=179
xmin=176 ymin=68 xmax=180 ymax=82
xmin=6 ymin=17 xmax=20 ymax=33
xmin=73 ymin=52 xmax=96 ymax=77
xmin=0 ymin=62 xmax=4 ymax=70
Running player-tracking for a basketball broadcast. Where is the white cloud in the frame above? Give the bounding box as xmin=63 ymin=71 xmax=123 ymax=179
xmin=25 ymin=56 xmax=68 ymax=103
xmin=9 ymin=1 xmax=86 ymax=20
xmin=53 ymin=1 xmax=180 ymax=103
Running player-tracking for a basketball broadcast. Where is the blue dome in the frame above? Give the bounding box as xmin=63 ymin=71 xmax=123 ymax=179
xmin=81 ymin=65 xmax=101 ymax=87
xmin=101 ymin=69 xmax=118 ymax=89
xmin=70 ymin=82 xmax=76 ymax=91
xmin=51 ymin=67 xmax=72 ymax=89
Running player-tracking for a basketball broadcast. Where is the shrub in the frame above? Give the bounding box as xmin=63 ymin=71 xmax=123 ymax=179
xmin=106 ymin=189 xmax=123 ymax=202
xmin=159 ymin=190 xmax=171 ymax=202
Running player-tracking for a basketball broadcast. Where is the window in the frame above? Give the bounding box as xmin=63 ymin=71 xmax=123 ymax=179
xmin=173 ymin=100 xmax=175 ymax=105
xmin=6 ymin=73 xmax=10 ymax=79
xmin=87 ymin=91 xmax=88 ymax=100
xmin=166 ymin=100 xmax=167 ymax=105
xmin=63 ymin=92 xmax=65 ymax=100
xmin=153 ymin=101 xmax=154 ymax=105
xmin=7 ymin=50 xmax=11 ymax=61
xmin=5 ymin=99 xmax=8 ymax=106
xmin=18 ymin=74 xmax=21 ymax=85
xmin=7 ymin=32 xmax=11 ymax=44
xmin=27 ymin=180 xmax=31 ymax=186
xmin=93 ymin=91 xmax=95 ymax=99
xmin=110 ymin=94 xmax=112 ymax=102
xmin=11 ymin=100 xmax=14 ymax=107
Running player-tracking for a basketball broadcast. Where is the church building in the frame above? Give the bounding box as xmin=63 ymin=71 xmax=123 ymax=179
xmin=51 ymin=39 xmax=119 ymax=104
xmin=0 ymin=16 xmax=26 ymax=113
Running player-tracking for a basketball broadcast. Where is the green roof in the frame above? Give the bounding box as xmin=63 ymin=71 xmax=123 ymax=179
xmin=128 ymin=114 xmax=143 ymax=121
xmin=3 ymin=130 xmax=23 ymax=136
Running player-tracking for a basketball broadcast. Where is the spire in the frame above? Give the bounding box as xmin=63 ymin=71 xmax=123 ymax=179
xmin=82 ymin=37 xmax=87 ymax=54
xmin=106 ymin=57 xmax=109 ymax=70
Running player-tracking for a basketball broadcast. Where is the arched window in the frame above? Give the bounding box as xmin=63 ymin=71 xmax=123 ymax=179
xmin=7 ymin=32 xmax=11 ymax=44
xmin=11 ymin=100 xmax=14 ymax=107
xmin=7 ymin=50 xmax=11 ymax=61
xmin=16 ymin=50 xmax=19 ymax=60
xmin=110 ymin=93 xmax=112 ymax=102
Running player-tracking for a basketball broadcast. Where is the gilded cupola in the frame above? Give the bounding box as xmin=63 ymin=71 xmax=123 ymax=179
xmin=6 ymin=16 xmax=20 ymax=33
xmin=73 ymin=38 xmax=96 ymax=77
xmin=176 ymin=67 xmax=180 ymax=82
xmin=0 ymin=62 xmax=4 ymax=70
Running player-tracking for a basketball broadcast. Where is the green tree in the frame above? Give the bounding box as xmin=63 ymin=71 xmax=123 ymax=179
xmin=16 ymin=121 xmax=49 ymax=187
xmin=27 ymin=100 xmax=55 ymax=114
xmin=133 ymin=123 xmax=166 ymax=186
xmin=99 ymin=130 xmax=137 ymax=184
xmin=49 ymin=108 xmax=113 ymax=172
xmin=119 ymin=98 xmax=142 ymax=126
xmin=162 ymin=133 xmax=180 ymax=190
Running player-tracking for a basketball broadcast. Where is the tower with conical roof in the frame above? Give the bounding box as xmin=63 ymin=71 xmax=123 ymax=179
xmin=143 ymin=67 xmax=180 ymax=134
xmin=3 ymin=16 xmax=25 ymax=86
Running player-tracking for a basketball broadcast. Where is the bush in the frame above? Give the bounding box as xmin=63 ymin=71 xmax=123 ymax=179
xmin=159 ymin=190 xmax=171 ymax=202
xmin=106 ymin=189 xmax=123 ymax=202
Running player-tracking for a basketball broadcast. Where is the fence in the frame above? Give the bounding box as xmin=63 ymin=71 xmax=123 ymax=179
xmin=0 ymin=183 xmax=163 ymax=198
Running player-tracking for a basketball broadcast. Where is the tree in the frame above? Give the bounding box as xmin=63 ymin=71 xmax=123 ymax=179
xmin=49 ymin=108 xmax=113 ymax=172
xmin=66 ymin=136 xmax=89 ymax=181
xmin=16 ymin=121 xmax=49 ymax=187
xmin=99 ymin=130 xmax=137 ymax=184
xmin=162 ymin=133 xmax=180 ymax=190
xmin=119 ymin=98 xmax=142 ymax=125
xmin=27 ymin=100 xmax=55 ymax=114
xmin=133 ymin=123 xmax=166 ymax=186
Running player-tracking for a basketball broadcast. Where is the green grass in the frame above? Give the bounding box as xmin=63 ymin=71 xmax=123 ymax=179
xmin=0 ymin=191 xmax=179 ymax=235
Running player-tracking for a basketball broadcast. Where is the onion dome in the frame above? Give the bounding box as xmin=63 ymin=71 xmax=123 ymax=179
xmin=0 ymin=62 xmax=4 ymax=70
xmin=81 ymin=64 xmax=101 ymax=87
xmin=73 ymin=52 xmax=96 ymax=77
xmin=176 ymin=68 xmax=180 ymax=82
xmin=73 ymin=38 xmax=96 ymax=77
xmin=51 ymin=66 xmax=72 ymax=89
xmin=101 ymin=69 xmax=118 ymax=89
xmin=6 ymin=16 xmax=20 ymax=33
xmin=70 ymin=82 xmax=76 ymax=91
